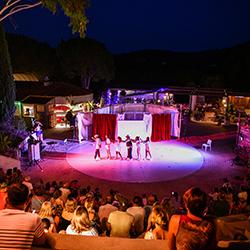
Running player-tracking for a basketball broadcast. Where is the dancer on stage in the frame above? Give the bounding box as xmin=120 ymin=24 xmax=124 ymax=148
xmin=115 ymin=136 xmax=123 ymax=160
xmin=125 ymin=135 xmax=133 ymax=160
xmin=92 ymin=134 xmax=102 ymax=160
xmin=105 ymin=135 xmax=112 ymax=159
xmin=134 ymin=136 xmax=142 ymax=160
xmin=144 ymin=136 xmax=152 ymax=160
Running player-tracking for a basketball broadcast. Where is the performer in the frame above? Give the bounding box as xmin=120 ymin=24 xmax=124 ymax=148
xmin=92 ymin=134 xmax=102 ymax=160
xmin=33 ymin=121 xmax=43 ymax=142
xmin=134 ymin=136 xmax=142 ymax=160
xmin=105 ymin=135 xmax=112 ymax=159
xmin=144 ymin=136 xmax=152 ymax=160
xmin=115 ymin=136 xmax=123 ymax=160
xmin=125 ymin=135 xmax=133 ymax=160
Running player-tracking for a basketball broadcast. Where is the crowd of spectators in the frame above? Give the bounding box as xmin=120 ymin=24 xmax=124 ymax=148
xmin=0 ymin=167 xmax=250 ymax=249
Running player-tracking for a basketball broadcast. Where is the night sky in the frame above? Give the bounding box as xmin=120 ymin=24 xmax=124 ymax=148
xmin=3 ymin=0 xmax=250 ymax=53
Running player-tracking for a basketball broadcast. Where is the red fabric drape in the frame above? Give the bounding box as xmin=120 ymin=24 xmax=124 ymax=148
xmin=92 ymin=114 xmax=117 ymax=141
xmin=151 ymin=114 xmax=171 ymax=142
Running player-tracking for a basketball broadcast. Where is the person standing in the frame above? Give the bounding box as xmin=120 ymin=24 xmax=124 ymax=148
xmin=144 ymin=137 xmax=152 ymax=160
xmin=92 ymin=135 xmax=102 ymax=160
xmin=115 ymin=136 xmax=123 ymax=160
xmin=33 ymin=121 xmax=43 ymax=142
xmin=125 ymin=135 xmax=133 ymax=160
xmin=134 ymin=136 xmax=142 ymax=160
xmin=105 ymin=135 xmax=112 ymax=159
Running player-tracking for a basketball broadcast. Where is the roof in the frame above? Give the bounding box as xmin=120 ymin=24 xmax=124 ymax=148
xmin=22 ymin=96 xmax=54 ymax=104
xmin=16 ymin=81 xmax=92 ymax=101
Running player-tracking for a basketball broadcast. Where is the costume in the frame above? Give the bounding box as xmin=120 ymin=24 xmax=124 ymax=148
xmin=135 ymin=139 xmax=141 ymax=160
xmin=94 ymin=137 xmax=102 ymax=160
xmin=115 ymin=140 xmax=122 ymax=159
xmin=0 ymin=209 xmax=45 ymax=249
xmin=105 ymin=137 xmax=111 ymax=159
xmin=144 ymin=140 xmax=152 ymax=159
xmin=66 ymin=225 xmax=98 ymax=236
xmin=125 ymin=138 xmax=133 ymax=159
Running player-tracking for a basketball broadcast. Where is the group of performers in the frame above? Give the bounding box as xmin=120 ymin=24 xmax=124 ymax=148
xmin=92 ymin=134 xmax=152 ymax=161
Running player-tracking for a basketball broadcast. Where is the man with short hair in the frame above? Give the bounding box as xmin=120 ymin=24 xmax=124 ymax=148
xmin=127 ymin=196 xmax=145 ymax=237
xmin=0 ymin=183 xmax=46 ymax=249
xmin=107 ymin=203 xmax=135 ymax=238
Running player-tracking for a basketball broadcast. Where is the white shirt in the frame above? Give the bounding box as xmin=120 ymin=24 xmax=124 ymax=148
xmin=66 ymin=225 xmax=98 ymax=236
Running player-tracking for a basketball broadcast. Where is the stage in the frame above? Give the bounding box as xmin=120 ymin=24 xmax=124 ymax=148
xmin=58 ymin=140 xmax=204 ymax=183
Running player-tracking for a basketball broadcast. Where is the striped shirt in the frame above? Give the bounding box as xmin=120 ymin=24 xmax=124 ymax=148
xmin=0 ymin=209 xmax=45 ymax=250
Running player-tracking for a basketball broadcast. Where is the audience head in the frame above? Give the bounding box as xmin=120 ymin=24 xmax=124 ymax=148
xmin=42 ymin=218 xmax=51 ymax=233
xmin=183 ymin=187 xmax=207 ymax=217
xmin=7 ymin=183 xmax=29 ymax=208
xmin=147 ymin=194 xmax=158 ymax=206
xmin=39 ymin=201 xmax=53 ymax=218
xmin=71 ymin=206 xmax=91 ymax=233
xmin=132 ymin=196 xmax=143 ymax=207
xmin=151 ymin=205 xmax=169 ymax=230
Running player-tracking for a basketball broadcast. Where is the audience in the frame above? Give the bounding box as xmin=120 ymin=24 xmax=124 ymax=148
xmin=0 ymin=167 xmax=250 ymax=248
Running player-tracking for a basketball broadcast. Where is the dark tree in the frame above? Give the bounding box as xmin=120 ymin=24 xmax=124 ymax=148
xmin=57 ymin=38 xmax=114 ymax=89
xmin=6 ymin=33 xmax=55 ymax=80
xmin=0 ymin=24 xmax=15 ymax=124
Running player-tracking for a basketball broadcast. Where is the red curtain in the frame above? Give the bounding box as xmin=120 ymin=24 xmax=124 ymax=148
xmin=92 ymin=114 xmax=117 ymax=141
xmin=151 ymin=114 xmax=171 ymax=142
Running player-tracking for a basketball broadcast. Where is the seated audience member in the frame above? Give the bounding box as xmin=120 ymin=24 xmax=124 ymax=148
xmin=57 ymin=198 xmax=77 ymax=232
xmin=145 ymin=194 xmax=158 ymax=230
xmin=22 ymin=176 xmax=33 ymax=194
xmin=213 ymin=191 xmax=230 ymax=217
xmin=127 ymin=196 xmax=145 ymax=237
xmin=98 ymin=195 xmax=118 ymax=234
xmin=42 ymin=218 xmax=53 ymax=233
xmin=144 ymin=205 xmax=168 ymax=240
xmin=0 ymin=183 xmax=7 ymax=210
xmin=38 ymin=201 xmax=56 ymax=232
xmin=0 ymin=183 xmax=46 ymax=248
xmin=66 ymin=206 xmax=98 ymax=236
xmin=31 ymin=186 xmax=45 ymax=213
xmin=168 ymin=187 xmax=216 ymax=250
xmin=107 ymin=202 xmax=135 ymax=238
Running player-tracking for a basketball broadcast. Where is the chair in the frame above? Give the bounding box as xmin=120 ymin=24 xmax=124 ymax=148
xmin=202 ymin=139 xmax=212 ymax=151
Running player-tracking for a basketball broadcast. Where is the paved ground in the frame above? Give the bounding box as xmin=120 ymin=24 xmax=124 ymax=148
xmin=23 ymin=121 xmax=248 ymax=200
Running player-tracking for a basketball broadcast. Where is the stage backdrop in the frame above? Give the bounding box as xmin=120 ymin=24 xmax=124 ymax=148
xmin=151 ymin=114 xmax=171 ymax=141
xmin=92 ymin=114 xmax=117 ymax=141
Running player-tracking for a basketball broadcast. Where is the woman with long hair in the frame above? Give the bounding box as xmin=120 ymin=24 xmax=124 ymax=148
xmin=144 ymin=205 xmax=168 ymax=240
xmin=66 ymin=206 xmax=98 ymax=236
xmin=38 ymin=201 xmax=56 ymax=232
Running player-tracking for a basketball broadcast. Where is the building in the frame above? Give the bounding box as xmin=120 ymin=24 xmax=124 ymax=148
xmin=14 ymin=74 xmax=93 ymax=128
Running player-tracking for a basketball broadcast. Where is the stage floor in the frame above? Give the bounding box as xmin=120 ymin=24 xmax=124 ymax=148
xmin=65 ymin=140 xmax=204 ymax=183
